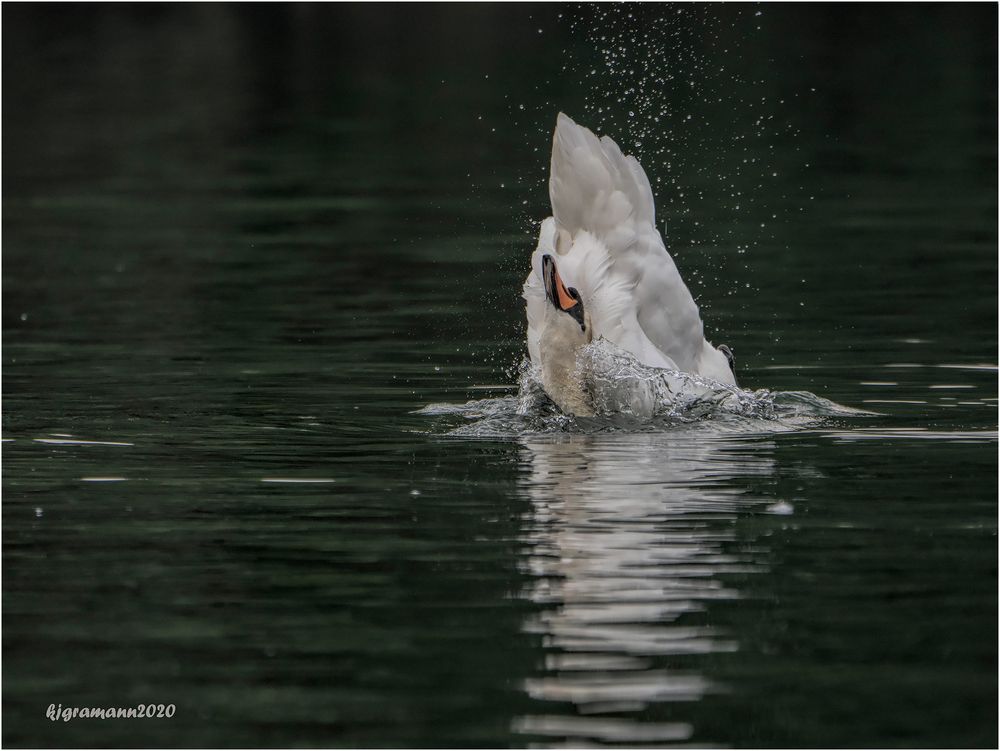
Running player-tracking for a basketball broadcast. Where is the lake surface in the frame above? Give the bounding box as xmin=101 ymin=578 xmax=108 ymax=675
xmin=3 ymin=4 xmax=997 ymax=747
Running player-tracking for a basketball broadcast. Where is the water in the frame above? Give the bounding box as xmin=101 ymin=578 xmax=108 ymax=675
xmin=3 ymin=4 xmax=997 ymax=747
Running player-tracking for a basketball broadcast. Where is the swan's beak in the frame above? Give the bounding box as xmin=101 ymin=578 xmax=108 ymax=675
xmin=542 ymin=255 xmax=574 ymax=310
xmin=542 ymin=254 xmax=586 ymax=330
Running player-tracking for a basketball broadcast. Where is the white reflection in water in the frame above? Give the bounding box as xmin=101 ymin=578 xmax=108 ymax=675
xmin=33 ymin=438 xmax=134 ymax=446
xmin=514 ymin=429 xmax=777 ymax=745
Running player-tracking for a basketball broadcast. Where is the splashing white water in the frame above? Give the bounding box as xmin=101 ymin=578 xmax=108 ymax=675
xmin=418 ymin=339 xmax=867 ymax=438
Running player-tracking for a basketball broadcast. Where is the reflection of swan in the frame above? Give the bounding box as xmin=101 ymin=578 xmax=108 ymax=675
xmin=513 ymin=429 xmax=776 ymax=745
xmin=523 ymin=114 xmax=736 ymax=416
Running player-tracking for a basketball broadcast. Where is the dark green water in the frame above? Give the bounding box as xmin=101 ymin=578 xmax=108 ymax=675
xmin=3 ymin=4 xmax=997 ymax=747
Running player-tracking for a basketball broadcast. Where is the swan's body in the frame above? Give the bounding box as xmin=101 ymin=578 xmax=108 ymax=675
xmin=523 ymin=113 xmax=736 ymax=415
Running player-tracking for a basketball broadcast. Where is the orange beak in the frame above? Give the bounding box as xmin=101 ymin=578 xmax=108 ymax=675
xmin=542 ymin=254 xmax=586 ymax=331
xmin=542 ymin=254 xmax=576 ymax=312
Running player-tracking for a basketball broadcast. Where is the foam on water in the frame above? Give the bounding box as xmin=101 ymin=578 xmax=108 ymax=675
xmin=418 ymin=339 xmax=866 ymax=438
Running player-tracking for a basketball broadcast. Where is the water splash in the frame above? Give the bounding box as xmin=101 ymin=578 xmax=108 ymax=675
xmin=417 ymin=340 xmax=865 ymax=438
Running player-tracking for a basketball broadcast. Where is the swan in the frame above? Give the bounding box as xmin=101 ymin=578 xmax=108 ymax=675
xmin=522 ymin=113 xmax=737 ymax=417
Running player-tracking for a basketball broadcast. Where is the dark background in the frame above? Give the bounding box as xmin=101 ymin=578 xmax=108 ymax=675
xmin=3 ymin=3 xmax=997 ymax=748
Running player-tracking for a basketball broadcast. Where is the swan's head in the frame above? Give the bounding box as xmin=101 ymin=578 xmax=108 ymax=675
xmin=542 ymin=254 xmax=589 ymax=338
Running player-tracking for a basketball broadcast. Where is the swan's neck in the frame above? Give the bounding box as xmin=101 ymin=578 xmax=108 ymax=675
xmin=539 ymin=313 xmax=594 ymax=417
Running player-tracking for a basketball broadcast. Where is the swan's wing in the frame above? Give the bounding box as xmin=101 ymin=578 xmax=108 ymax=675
xmin=548 ymin=113 xmax=707 ymax=374
xmin=550 ymin=113 xmax=654 ymax=243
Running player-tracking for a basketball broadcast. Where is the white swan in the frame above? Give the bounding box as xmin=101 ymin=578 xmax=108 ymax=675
xmin=523 ymin=113 xmax=737 ymax=416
